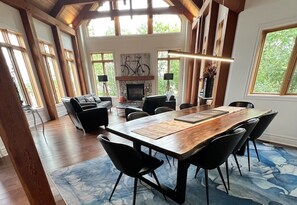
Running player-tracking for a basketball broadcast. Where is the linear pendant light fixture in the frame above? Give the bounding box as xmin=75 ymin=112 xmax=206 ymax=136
xmin=168 ymin=50 xmax=234 ymax=63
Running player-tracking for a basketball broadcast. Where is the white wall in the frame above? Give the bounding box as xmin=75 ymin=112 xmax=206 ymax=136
xmin=78 ymin=17 xmax=191 ymax=105
xmin=225 ymin=0 xmax=297 ymax=147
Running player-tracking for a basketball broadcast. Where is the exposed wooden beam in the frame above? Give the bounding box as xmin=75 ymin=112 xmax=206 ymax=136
xmin=72 ymin=34 xmax=87 ymax=94
xmin=52 ymin=26 xmax=75 ymax=97
xmin=83 ymin=6 xmax=182 ymax=20
xmin=0 ymin=0 xmax=75 ymax=35
xmin=72 ymin=4 xmax=94 ymax=29
xmin=20 ymin=9 xmax=58 ymax=120
xmin=212 ymin=10 xmax=238 ymax=106
xmin=50 ymin=0 xmax=65 ymax=17
xmin=169 ymin=0 xmax=195 ymax=21
xmin=214 ymin=0 xmax=245 ymax=13
xmin=64 ymin=0 xmax=99 ymax=5
xmin=0 ymin=48 xmax=56 ymax=205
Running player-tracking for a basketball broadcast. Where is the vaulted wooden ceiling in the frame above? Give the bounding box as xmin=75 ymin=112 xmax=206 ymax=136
xmin=25 ymin=0 xmax=202 ymax=29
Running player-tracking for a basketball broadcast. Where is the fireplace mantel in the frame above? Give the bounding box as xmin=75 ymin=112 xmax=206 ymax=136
xmin=116 ymin=76 xmax=154 ymax=81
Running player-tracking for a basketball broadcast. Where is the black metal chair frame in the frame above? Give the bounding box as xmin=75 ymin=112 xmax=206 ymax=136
xmin=99 ymin=135 xmax=166 ymax=205
xmin=190 ymin=128 xmax=246 ymax=205
xmin=247 ymin=111 xmax=278 ymax=171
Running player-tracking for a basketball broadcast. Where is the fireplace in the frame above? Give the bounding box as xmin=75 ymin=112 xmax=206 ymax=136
xmin=126 ymin=84 xmax=144 ymax=101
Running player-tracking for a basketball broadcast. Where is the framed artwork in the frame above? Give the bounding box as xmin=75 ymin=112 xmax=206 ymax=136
xmin=120 ymin=53 xmax=150 ymax=76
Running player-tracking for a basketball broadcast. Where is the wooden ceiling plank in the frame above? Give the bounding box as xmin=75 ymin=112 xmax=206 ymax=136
xmin=0 ymin=0 xmax=75 ymax=35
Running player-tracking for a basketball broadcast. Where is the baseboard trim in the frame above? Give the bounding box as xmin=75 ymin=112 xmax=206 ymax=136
xmin=260 ymin=133 xmax=297 ymax=148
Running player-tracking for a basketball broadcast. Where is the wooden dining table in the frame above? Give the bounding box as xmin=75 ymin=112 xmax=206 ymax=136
xmin=106 ymin=105 xmax=270 ymax=204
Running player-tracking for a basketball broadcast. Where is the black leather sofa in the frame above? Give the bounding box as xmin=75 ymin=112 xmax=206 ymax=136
xmin=62 ymin=97 xmax=109 ymax=134
xmin=75 ymin=93 xmax=112 ymax=111
xmin=124 ymin=95 xmax=176 ymax=119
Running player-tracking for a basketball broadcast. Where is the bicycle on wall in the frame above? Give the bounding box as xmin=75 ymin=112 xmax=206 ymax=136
xmin=121 ymin=55 xmax=150 ymax=76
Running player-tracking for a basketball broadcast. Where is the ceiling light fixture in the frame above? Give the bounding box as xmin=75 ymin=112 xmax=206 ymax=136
xmin=168 ymin=50 xmax=234 ymax=63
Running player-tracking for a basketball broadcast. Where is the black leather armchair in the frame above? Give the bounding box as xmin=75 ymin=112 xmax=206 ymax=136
xmin=124 ymin=95 xmax=176 ymax=119
xmin=62 ymin=97 xmax=108 ymax=134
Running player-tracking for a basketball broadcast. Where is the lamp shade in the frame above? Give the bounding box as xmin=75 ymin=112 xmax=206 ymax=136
xmin=98 ymin=75 xmax=108 ymax=82
xmin=164 ymin=73 xmax=174 ymax=80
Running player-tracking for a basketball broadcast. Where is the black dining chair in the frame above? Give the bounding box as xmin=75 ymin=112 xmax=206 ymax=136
xmin=155 ymin=106 xmax=174 ymax=114
xmin=98 ymin=135 xmax=166 ymax=205
xmin=190 ymin=128 xmax=246 ymax=205
xmin=229 ymin=101 xmax=254 ymax=108
xmin=179 ymin=103 xmax=194 ymax=110
xmin=225 ymin=118 xmax=259 ymax=189
xmin=127 ymin=111 xmax=149 ymax=121
xmin=247 ymin=111 xmax=278 ymax=171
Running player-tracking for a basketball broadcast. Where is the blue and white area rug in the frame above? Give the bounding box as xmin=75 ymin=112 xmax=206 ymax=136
xmin=50 ymin=142 xmax=297 ymax=205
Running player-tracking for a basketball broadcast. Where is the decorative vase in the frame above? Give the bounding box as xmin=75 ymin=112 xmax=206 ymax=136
xmin=165 ymin=90 xmax=172 ymax=101
xmin=119 ymin=96 xmax=126 ymax=103
xmin=204 ymin=77 xmax=214 ymax=98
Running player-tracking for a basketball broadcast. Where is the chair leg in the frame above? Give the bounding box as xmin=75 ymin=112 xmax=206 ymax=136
xmin=225 ymin=160 xmax=230 ymax=190
xmin=109 ymin=172 xmax=123 ymax=201
xmin=204 ymin=169 xmax=209 ymax=205
xmin=217 ymin=167 xmax=228 ymax=194
xmin=247 ymin=140 xmax=251 ymax=171
xmin=233 ymin=154 xmax=242 ymax=176
xmin=133 ymin=178 xmax=138 ymax=205
xmin=151 ymin=171 xmax=167 ymax=201
xmin=252 ymin=140 xmax=260 ymax=162
xmin=195 ymin=167 xmax=201 ymax=178
xmin=165 ymin=155 xmax=171 ymax=167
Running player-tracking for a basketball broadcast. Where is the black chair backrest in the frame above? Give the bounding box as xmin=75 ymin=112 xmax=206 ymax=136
xmin=249 ymin=111 xmax=278 ymax=140
xmin=179 ymin=103 xmax=194 ymax=110
xmin=127 ymin=111 xmax=149 ymax=121
xmin=192 ymin=128 xmax=246 ymax=170
xmin=232 ymin=118 xmax=259 ymax=153
xmin=155 ymin=106 xmax=174 ymax=114
xmin=99 ymin=135 xmax=143 ymax=177
xmin=229 ymin=101 xmax=254 ymax=108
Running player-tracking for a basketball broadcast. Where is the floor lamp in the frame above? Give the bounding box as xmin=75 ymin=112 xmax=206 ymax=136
xmin=98 ymin=75 xmax=109 ymax=96
xmin=164 ymin=73 xmax=173 ymax=101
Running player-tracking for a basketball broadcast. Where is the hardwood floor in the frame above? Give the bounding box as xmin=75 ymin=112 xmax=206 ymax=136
xmin=0 ymin=108 xmax=128 ymax=205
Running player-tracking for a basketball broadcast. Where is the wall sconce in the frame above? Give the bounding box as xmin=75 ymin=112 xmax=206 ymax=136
xmin=164 ymin=73 xmax=173 ymax=92
xmin=168 ymin=50 xmax=234 ymax=63
xmin=98 ymin=75 xmax=109 ymax=96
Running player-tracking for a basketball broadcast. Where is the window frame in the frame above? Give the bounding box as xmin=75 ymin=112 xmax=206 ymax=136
xmin=90 ymin=52 xmax=117 ymax=96
xmin=157 ymin=50 xmax=180 ymax=95
xmin=64 ymin=49 xmax=82 ymax=96
xmin=0 ymin=28 xmax=42 ymax=107
xmin=39 ymin=41 xmax=65 ymax=103
xmin=249 ymin=24 xmax=297 ymax=96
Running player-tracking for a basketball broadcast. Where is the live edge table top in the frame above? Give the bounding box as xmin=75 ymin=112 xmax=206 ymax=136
xmin=107 ymin=105 xmax=270 ymax=161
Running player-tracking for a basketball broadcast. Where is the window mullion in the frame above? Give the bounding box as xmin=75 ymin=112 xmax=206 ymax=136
xmin=9 ymin=48 xmax=31 ymax=105
xmin=280 ymin=37 xmax=297 ymax=95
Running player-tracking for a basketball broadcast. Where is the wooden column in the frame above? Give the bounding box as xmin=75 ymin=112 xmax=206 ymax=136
xmin=19 ymin=9 xmax=58 ymax=120
xmin=72 ymin=34 xmax=87 ymax=95
xmin=212 ymin=10 xmax=238 ymax=106
xmin=0 ymin=50 xmax=55 ymax=205
xmin=52 ymin=25 xmax=75 ymax=97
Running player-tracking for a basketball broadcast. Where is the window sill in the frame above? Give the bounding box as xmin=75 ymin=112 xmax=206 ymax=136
xmin=246 ymin=94 xmax=297 ymax=102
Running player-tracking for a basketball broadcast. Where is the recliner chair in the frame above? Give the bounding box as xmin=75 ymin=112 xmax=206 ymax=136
xmin=125 ymin=95 xmax=176 ymax=120
xmin=62 ymin=97 xmax=109 ymax=134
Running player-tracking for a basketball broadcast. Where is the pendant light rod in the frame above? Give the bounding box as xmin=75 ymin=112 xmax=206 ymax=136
xmin=168 ymin=50 xmax=234 ymax=63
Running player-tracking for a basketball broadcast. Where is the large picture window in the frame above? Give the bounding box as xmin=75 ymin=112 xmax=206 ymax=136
xmin=87 ymin=0 xmax=181 ymax=37
xmin=91 ymin=52 xmax=117 ymax=96
xmin=0 ymin=28 xmax=42 ymax=107
xmin=157 ymin=50 xmax=180 ymax=96
xmin=65 ymin=49 xmax=81 ymax=96
xmin=250 ymin=25 xmax=297 ymax=95
xmin=39 ymin=41 xmax=65 ymax=103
